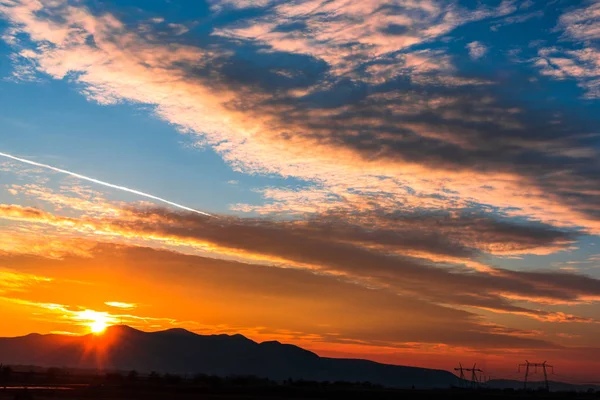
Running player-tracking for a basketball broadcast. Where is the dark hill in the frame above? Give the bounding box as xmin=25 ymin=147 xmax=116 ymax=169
xmin=487 ymin=379 xmax=600 ymax=392
xmin=0 ymin=325 xmax=458 ymax=389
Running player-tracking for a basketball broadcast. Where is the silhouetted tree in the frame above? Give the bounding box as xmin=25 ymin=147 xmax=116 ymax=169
xmin=163 ymin=373 xmax=182 ymax=385
xmin=13 ymin=388 xmax=34 ymax=400
xmin=192 ymin=374 xmax=222 ymax=388
xmin=24 ymin=370 xmax=34 ymax=385
xmin=127 ymin=370 xmax=138 ymax=382
xmin=148 ymin=371 xmax=161 ymax=384
xmin=105 ymin=372 xmax=123 ymax=383
xmin=0 ymin=364 xmax=11 ymax=390
xmin=46 ymin=367 xmax=62 ymax=382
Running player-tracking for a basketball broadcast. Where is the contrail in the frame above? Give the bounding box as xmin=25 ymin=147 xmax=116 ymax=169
xmin=0 ymin=151 xmax=213 ymax=217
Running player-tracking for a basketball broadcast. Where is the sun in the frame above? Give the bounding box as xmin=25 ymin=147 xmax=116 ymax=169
xmin=90 ymin=319 xmax=108 ymax=334
xmin=75 ymin=310 xmax=112 ymax=334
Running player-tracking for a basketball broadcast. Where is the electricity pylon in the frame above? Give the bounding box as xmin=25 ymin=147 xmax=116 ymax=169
xmin=518 ymin=360 xmax=554 ymax=391
xmin=454 ymin=362 xmax=466 ymax=381
xmin=455 ymin=363 xmax=483 ymax=388
xmin=467 ymin=363 xmax=483 ymax=388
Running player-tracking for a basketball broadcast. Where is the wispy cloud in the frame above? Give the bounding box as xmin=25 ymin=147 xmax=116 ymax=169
xmin=105 ymin=301 xmax=137 ymax=310
xmin=1 ymin=0 xmax=600 ymax=238
xmin=466 ymin=41 xmax=487 ymax=60
xmin=213 ymin=0 xmax=514 ymax=74
xmin=531 ymin=2 xmax=600 ymax=98
xmin=0 ymin=243 xmax=573 ymax=353
xmin=535 ymin=46 xmax=600 ymax=98
xmin=0 ymin=269 xmax=52 ymax=294
xmin=0 ymin=202 xmax=596 ymax=325
xmin=558 ymin=1 xmax=600 ymax=42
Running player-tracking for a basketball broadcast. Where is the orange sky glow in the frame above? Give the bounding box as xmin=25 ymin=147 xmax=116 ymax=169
xmin=2 ymin=0 xmax=600 ymax=387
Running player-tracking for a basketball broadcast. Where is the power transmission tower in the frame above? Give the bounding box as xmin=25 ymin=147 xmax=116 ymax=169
xmin=455 ymin=363 xmax=483 ymax=388
xmin=466 ymin=363 xmax=483 ymax=388
xmin=454 ymin=363 xmax=466 ymax=387
xmin=455 ymin=363 xmax=466 ymax=380
xmin=518 ymin=360 xmax=553 ymax=391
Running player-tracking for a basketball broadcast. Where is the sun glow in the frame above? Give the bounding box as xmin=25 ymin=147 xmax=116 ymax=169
xmin=75 ymin=310 xmax=113 ymax=334
xmin=90 ymin=319 xmax=108 ymax=334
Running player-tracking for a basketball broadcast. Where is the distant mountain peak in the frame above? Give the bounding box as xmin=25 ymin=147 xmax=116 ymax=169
xmin=155 ymin=327 xmax=198 ymax=336
xmin=261 ymin=340 xmax=282 ymax=345
xmin=100 ymin=324 xmax=144 ymax=335
xmin=106 ymin=324 xmax=140 ymax=331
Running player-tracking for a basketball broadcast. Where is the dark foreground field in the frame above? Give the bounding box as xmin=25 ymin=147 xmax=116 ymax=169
xmin=1 ymin=384 xmax=599 ymax=400
xmin=1 ymin=367 xmax=598 ymax=400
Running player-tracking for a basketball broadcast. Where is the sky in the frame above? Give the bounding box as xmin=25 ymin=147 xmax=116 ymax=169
xmin=1 ymin=0 xmax=600 ymax=384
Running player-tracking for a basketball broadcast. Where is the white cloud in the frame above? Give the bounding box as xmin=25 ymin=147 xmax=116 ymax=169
xmin=167 ymin=23 xmax=189 ymax=36
xmin=105 ymin=301 xmax=137 ymax=309
xmin=213 ymin=0 xmax=514 ymax=75
xmin=529 ymin=2 xmax=600 ymax=99
xmin=466 ymin=41 xmax=487 ymax=60
xmin=558 ymin=1 xmax=600 ymax=41
xmin=535 ymin=47 xmax=600 ymax=98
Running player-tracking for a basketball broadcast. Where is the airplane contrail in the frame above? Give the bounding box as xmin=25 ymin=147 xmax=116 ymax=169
xmin=0 ymin=151 xmax=213 ymax=217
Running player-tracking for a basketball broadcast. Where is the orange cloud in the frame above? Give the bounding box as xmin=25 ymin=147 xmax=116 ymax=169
xmin=0 ymin=269 xmax=52 ymax=293
xmin=0 ymin=202 xmax=598 ymax=327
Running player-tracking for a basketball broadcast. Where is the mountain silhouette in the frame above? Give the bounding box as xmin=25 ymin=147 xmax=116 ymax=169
xmin=0 ymin=325 xmax=458 ymax=388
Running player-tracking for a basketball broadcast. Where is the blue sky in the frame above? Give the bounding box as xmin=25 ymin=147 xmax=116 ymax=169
xmin=0 ymin=62 xmax=303 ymax=214
xmin=1 ymin=0 xmax=600 ymax=381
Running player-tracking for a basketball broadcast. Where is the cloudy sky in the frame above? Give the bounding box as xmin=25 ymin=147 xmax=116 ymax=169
xmin=1 ymin=0 xmax=600 ymax=383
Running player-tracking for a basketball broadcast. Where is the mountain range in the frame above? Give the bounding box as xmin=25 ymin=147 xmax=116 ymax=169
xmin=0 ymin=325 xmax=458 ymax=389
xmin=3 ymin=326 xmax=598 ymax=391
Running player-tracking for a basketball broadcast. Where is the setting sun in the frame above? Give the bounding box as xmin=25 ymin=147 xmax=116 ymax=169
xmin=90 ymin=319 xmax=108 ymax=334
xmin=74 ymin=310 xmax=113 ymax=334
